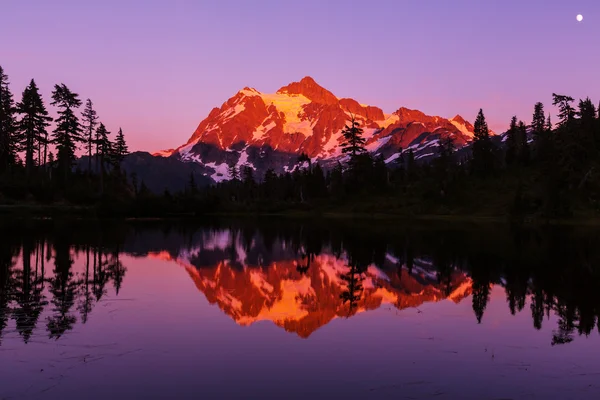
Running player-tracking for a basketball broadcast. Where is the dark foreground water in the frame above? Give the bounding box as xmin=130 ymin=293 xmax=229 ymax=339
xmin=1 ymin=219 xmax=600 ymax=400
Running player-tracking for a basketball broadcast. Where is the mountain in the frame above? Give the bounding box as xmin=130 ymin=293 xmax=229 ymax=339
xmin=156 ymin=77 xmax=493 ymax=182
xmin=148 ymin=232 xmax=472 ymax=338
xmin=76 ymin=152 xmax=212 ymax=194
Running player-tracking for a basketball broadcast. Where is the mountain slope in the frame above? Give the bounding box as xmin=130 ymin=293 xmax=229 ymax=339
xmin=157 ymin=77 xmax=493 ymax=181
xmin=77 ymin=152 xmax=212 ymax=194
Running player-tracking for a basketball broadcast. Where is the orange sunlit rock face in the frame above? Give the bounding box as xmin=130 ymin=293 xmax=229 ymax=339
xmin=158 ymin=251 xmax=473 ymax=338
xmin=154 ymin=77 xmax=490 ymax=181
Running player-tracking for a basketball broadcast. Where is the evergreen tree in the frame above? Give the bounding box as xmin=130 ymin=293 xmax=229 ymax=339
xmin=81 ymin=99 xmax=98 ymax=173
xmin=297 ymin=152 xmax=311 ymax=171
xmin=372 ymin=154 xmax=388 ymax=191
xmin=228 ymin=164 xmax=239 ymax=181
xmin=505 ymin=116 xmax=518 ymax=166
xmin=51 ymin=84 xmax=83 ymax=180
xmin=517 ymin=120 xmax=530 ymax=165
xmin=16 ymin=79 xmax=52 ymax=176
xmin=435 ymin=135 xmax=455 ymax=182
xmin=242 ymin=165 xmax=254 ymax=185
xmin=552 ymin=94 xmax=576 ymax=128
xmin=263 ymin=168 xmax=278 ymax=200
xmin=576 ymin=98 xmax=596 ymax=154
xmin=531 ymin=102 xmax=546 ymax=135
xmin=308 ymin=163 xmax=328 ymax=198
xmin=471 ymin=109 xmax=494 ymax=175
xmin=241 ymin=165 xmax=255 ymax=199
xmin=329 ymin=161 xmax=344 ymax=197
xmin=0 ymin=66 xmax=18 ymax=171
xmin=340 ymin=116 xmax=366 ymax=162
xmin=95 ymin=123 xmax=113 ymax=185
xmin=113 ymin=127 xmax=128 ymax=167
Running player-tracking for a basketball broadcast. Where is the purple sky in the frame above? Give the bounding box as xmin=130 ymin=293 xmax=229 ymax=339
xmin=2 ymin=0 xmax=599 ymax=152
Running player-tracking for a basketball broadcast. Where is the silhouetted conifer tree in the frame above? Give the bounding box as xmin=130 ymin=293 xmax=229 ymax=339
xmin=471 ymin=109 xmax=494 ymax=175
xmin=0 ymin=66 xmax=18 ymax=171
xmin=340 ymin=116 xmax=366 ymax=162
xmin=505 ymin=116 xmax=518 ymax=166
xmin=16 ymin=79 xmax=52 ymax=175
xmin=517 ymin=120 xmax=530 ymax=165
xmin=51 ymin=84 xmax=83 ymax=182
xmin=81 ymin=99 xmax=98 ymax=173
xmin=113 ymin=127 xmax=128 ymax=167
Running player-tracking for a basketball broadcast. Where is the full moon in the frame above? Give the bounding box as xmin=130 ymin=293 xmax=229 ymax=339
xmin=577 ymin=14 xmax=583 ymax=22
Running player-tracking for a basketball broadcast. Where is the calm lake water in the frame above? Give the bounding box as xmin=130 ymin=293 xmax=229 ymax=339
xmin=1 ymin=219 xmax=600 ymax=399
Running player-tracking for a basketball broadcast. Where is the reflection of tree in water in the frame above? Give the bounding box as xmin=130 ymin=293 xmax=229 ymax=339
xmin=47 ymin=238 xmax=78 ymax=339
xmin=78 ymin=245 xmax=94 ymax=324
xmin=12 ymin=239 xmax=47 ymax=342
xmin=339 ymin=236 xmax=374 ymax=315
xmin=0 ymin=225 xmax=130 ymax=345
xmin=108 ymin=248 xmax=126 ymax=295
xmin=469 ymin=255 xmax=493 ymax=324
xmin=93 ymin=247 xmax=111 ymax=302
xmin=530 ymin=289 xmax=545 ymax=330
xmin=2 ymin=221 xmax=600 ymax=347
xmin=0 ymin=238 xmax=17 ymax=345
xmin=551 ymin=304 xmax=576 ymax=346
xmin=296 ymin=227 xmax=324 ymax=276
xmin=340 ymin=262 xmax=366 ymax=315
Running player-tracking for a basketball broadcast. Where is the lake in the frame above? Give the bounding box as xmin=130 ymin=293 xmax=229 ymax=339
xmin=1 ymin=218 xmax=599 ymax=399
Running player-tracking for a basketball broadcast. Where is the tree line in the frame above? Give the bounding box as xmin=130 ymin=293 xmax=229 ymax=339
xmin=3 ymin=62 xmax=600 ymax=219
xmin=0 ymin=65 xmax=129 ymax=203
xmin=201 ymin=94 xmax=600 ymax=219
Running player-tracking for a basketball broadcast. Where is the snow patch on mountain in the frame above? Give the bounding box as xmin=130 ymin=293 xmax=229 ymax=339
xmin=253 ymin=120 xmax=277 ymax=141
xmin=377 ymin=114 xmax=400 ymax=128
xmin=222 ymin=103 xmax=246 ymax=121
xmin=205 ymin=162 xmax=230 ymax=182
xmin=250 ymin=271 xmax=275 ymax=296
xmin=450 ymin=119 xmax=472 ymax=137
xmin=385 ymin=153 xmax=401 ymax=164
xmin=366 ymin=135 xmax=391 ymax=153
xmin=236 ymin=147 xmax=252 ymax=170
xmin=245 ymin=90 xmax=312 ymax=128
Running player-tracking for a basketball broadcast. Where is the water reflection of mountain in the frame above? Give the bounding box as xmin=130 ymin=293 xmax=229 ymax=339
xmin=2 ymin=221 xmax=600 ymax=346
xmin=153 ymin=248 xmax=472 ymax=338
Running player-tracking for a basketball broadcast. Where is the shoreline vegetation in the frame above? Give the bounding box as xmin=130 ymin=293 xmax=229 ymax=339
xmin=2 ymin=65 xmax=600 ymax=224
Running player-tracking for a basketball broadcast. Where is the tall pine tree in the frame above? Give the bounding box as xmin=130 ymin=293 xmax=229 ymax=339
xmin=517 ymin=120 xmax=530 ymax=165
xmin=51 ymin=84 xmax=83 ymax=180
xmin=95 ymin=123 xmax=112 ymax=171
xmin=505 ymin=116 xmax=518 ymax=166
xmin=16 ymin=79 xmax=52 ymax=176
xmin=81 ymin=99 xmax=98 ymax=173
xmin=95 ymin=123 xmax=112 ymax=194
xmin=471 ymin=109 xmax=494 ymax=175
xmin=113 ymin=127 xmax=128 ymax=168
xmin=0 ymin=66 xmax=18 ymax=171
xmin=552 ymin=94 xmax=576 ymax=128
xmin=531 ymin=102 xmax=546 ymax=135
xmin=340 ymin=116 xmax=366 ymax=161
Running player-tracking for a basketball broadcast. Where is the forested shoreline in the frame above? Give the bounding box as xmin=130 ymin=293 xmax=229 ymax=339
xmin=2 ymin=65 xmax=600 ymax=221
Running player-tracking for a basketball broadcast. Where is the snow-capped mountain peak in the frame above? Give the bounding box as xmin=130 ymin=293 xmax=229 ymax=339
xmin=155 ymin=77 xmax=484 ymax=182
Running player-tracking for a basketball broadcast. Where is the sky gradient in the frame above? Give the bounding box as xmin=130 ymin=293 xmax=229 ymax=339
xmin=2 ymin=0 xmax=599 ymax=152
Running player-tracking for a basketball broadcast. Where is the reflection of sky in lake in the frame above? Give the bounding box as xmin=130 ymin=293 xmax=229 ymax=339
xmin=1 ymin=245 xmax=599 ymax=400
